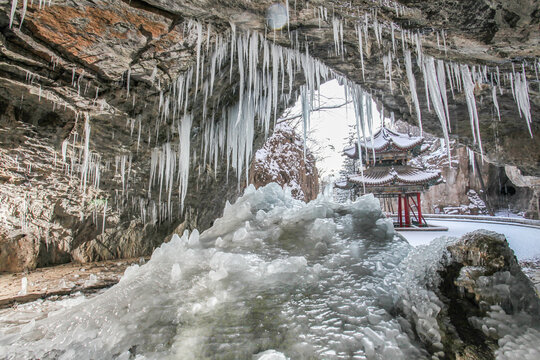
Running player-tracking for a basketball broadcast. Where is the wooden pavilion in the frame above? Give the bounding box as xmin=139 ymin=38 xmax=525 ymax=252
xmin=336 ymin=127 xmax=442 ymax=227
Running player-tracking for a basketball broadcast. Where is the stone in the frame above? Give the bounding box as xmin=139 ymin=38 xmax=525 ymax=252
xmin=249 ymin=124 xmax=319 ymax=202
xmin=434 ymin=230 xmax=540 ymax=359
xmin=0 ymin=231 xmax=40 ymax=272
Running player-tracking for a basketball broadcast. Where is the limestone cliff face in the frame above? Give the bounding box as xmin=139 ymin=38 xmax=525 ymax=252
xmin=0 ymin=0 xmax=539 ymax=271
xmin=396 ymin=121 xmax=539 ymax=218
xmin=416 ymin=140 xmax=538 ymax=218
xmin=249 ymin=124 xmax=319 ymax=202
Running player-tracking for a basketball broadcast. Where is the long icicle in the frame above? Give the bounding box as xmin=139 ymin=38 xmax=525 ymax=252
xmin=461 ymin=64 xmax=483 ymax=157
xmin=405 ymin=50 xmax=423 ymax=135
xmin=9 ymin=0 xmax=18 ymax=28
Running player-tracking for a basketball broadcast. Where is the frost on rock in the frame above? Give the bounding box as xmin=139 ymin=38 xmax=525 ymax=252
xmin=250 ymin=123 xmax=318 ymax=202
xmin=448 ymin=230 xmax=540 ymax=359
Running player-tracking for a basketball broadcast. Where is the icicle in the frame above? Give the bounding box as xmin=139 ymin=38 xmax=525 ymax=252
xmin=388 ymin=51 xmax=393 ymax=93
xmin=391 ymin=23 xmax=396 ymax=54
xmin=514 ymin=65 xmax=533 ymax=138
xmin=126 ymin=67 xmax=131 ymax=97
xmin=405 ymin=50 xmax=422 ymax=135
xmin=461 ymin=64 xmax=483 ymax=156
xmin=436 ymin=59 xmax=450 ymax=131
xmin=194 ymin=22 xmax=203 ymax=96
xmin=510 ymin=72 xmax=515 ymax=100
xmin=373 ymin=17 xmax=381 ymax=47
xmin=355 ymin=23 xmax=365 ymax=81
xmin=332 ymin=18 xmax=342 ymax=56
xmin=468 ymin=148 xmax=476 ymax=175
xmin=206 ymin=23 xmax=212 ymax=53
xmin=178 ymin=114 xmax=192 ymax=213
xmin=9 ymin=0 xmax=17 ymax=29
xmin=19 ymin=0 xmax=27 ymax=29
xmin=492 ymin=85 xmax=501 ymax=121
xmin=422 ymin=61 xmax=431 ymax=112
xmin=102 ymin=200 xmax=107 ymax=236
xmin=415 ymin=32 xmax=423 ymax=66
xmin=80 ymin=114 xmax=91 ymax=194
xmin=300 ymin=85 xmax=310 ymax=158
xmin=446 ymin=63 xmax=455 ymax=99
xmin=424 ymin=56 xmax=451 ymax=160
xmin=229 ymin=22 xmax=236 ymax=81
xmin=355 ymin=102 xmax=366 ymax=194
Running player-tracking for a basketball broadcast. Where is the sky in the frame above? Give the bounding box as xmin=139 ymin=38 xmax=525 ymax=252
xmin=280 ymin=79 xmax=384 ymax=181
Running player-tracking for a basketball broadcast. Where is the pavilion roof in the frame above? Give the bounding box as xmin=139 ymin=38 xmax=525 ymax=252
xmin=347 ymin=165 xmax=441 ymax=186
xmin=343 ymin=127 xmax=424 ymax=159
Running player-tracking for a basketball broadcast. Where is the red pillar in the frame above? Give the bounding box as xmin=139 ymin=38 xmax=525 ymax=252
xmin=397 ymin=194 xmax=402 ymax=227
xmin=404 ymin=195 xmax=410 ymax=227
xmin=417 ymin=192 xmax=423 ymax=226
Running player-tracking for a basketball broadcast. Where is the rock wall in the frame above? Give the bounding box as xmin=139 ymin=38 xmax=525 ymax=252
xmin=0 ymin=109 xmax=249 ymax=272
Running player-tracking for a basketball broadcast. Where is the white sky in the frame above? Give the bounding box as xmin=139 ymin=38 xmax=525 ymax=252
xmin=280 ymin=79 xmax=384 ymax=180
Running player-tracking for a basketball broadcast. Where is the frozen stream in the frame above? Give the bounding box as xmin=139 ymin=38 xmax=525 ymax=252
xmin=400 ymin=219 xmax=540 ymax=260
xmin=1 ymin=185 xmax=539 ymax=359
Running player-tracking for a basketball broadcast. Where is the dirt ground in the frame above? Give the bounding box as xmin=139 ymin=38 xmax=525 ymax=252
xmin=0 ymin=258 xmax=147 ymax=308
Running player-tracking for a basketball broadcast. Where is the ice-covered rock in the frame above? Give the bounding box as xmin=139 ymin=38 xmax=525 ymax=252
xmin=437 ymin=230 xmax=539 ymax=358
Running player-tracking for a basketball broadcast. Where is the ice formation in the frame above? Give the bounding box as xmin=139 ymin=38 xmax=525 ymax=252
xmin=461 ymin=64 xmax=483 ymax=156
xmin=6 ymin=6 xmax=538 ymax=268
xmin=404 ymin=50 xmax=422 ymax=135
xmin=423 ymin=56 xmax=451 ymax=159
xmin=2 ymin=184 xmax=538 ymax=359
xmin=514 ymin=66 xmax=533 ymax=138
xmin=355 ymin=23 xmax=365 ymax=80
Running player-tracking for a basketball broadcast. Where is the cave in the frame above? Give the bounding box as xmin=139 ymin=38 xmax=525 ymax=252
xmin=0 ymin=0 xmax=539 ymax=359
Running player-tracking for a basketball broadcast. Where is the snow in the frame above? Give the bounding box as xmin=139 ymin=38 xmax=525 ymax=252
xmin=400 ymin=219 xmax=540 ymax=260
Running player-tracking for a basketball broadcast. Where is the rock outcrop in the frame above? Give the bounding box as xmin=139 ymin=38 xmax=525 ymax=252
xmin=437 ymin=230 xmax=539 ymax=359
xmin=249 ymin=124 xmax=319 ymax=202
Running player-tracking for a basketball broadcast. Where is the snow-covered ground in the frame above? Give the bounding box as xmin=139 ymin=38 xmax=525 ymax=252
xmin=400 ymin=219 xmax=540 ymax=260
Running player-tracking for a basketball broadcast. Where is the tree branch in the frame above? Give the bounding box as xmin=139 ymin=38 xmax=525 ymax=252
xmin=277 ymin=100 xmax=353 ymax=124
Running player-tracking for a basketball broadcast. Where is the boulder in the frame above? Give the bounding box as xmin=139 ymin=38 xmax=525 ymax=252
xmin=0 ymin=231 xmax=40 ymax=272
xmin=436 ymin=230 xmax=540 ymax=359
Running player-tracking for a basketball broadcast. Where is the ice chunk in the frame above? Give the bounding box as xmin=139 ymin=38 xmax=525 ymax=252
xmin=170 ymin=263 xmax=182 ymax=282
xmin=18 ymin=277 xmax=28 ymax=296
xmin=255 ymin=350 xmax=288 ymax=360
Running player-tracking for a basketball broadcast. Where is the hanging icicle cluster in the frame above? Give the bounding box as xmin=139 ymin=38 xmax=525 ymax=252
xmin=12 ymin=2 xmax=536 ymax=229
xmin=149 ymin=22 xmax=336 ymax=221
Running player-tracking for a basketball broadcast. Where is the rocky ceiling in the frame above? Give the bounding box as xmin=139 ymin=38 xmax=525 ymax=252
xmin=0 ymin=0 xmax=539 ymax=267
xmin=1 ymin=0 xmax=538 ymax=171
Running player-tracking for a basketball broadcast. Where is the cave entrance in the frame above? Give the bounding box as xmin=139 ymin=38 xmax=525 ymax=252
xmin=275 ymin=79 xmax=385 ymax=182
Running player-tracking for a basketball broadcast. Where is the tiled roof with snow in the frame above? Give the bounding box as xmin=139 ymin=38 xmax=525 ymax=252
xmin=348 ymin=166 xmax=441 ymax=186
xmin=343 ymin=127 xmax=424 ymax=159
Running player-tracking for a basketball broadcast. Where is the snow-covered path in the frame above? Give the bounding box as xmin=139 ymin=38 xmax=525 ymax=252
xmin=399 ymin=219 xmax=540 ymax=260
